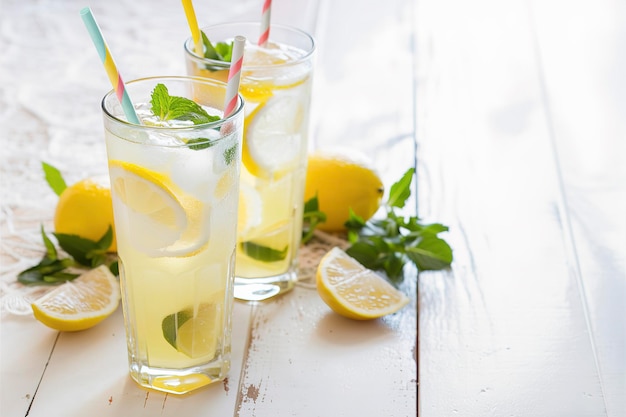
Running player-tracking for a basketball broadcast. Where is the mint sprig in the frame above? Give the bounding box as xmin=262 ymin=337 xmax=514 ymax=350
xmin=18 ymin=225 xmax=117 ymax=286
xmin=150 ymin=83 xmax=220 ymax=125
xmin=18 ymin=226 xmax=78 ymax=285
xmin=201 ymin=31 xmax=233 ymax=62
xmin=344 ymin=168 xmax=453 ymax=283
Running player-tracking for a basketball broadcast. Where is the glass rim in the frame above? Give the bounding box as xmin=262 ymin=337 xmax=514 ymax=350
xmin=101 ymin=75 xmax=244 ymax=132
xmin=183 ymin=21 xmax=316 ymax=70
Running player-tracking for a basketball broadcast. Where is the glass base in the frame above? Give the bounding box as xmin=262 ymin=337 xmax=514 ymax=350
xmin=129 ymin=359 xmax=230 ymax=395
xmin=233 ymin=269 xmax=297 ymax=301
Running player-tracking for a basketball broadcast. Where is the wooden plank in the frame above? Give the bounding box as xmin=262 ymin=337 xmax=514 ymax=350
xmin=0 ymin=317 xmax=58 ymax=416
xmin=415 ymin=0 xmax=611 ymax=415
xmin=235 ymin=0 xmax=419 ymax=414
xmin=530 ymin=1 xmax=626 ymax=415
xmin=237 ymin=280 xmax=417 ymax=416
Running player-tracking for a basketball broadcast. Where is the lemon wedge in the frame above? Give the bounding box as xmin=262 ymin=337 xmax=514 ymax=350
xmin=176 ymin=304 xmax=220 ymax=359
xmin=108 ymin=161 xmax=209 ymax=257
xmin=161 ymin=303 xmax=221 ymax=359
xmin=31 ymin=265 xmax=120 ymax=331
xmin=242 ymin=96 xmax=305 ymax=179
xmin=316 ymin=247 xmax=410 ymax=320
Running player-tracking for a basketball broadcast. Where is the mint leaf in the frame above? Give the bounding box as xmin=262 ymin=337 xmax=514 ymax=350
xmin=42 ymin=162 xmax=67 ymax=196
xmin=109 ymin=261 xmax=119 ymax=277
xmin=54 ymin=226 xmax=113 ymax=268
xmin=150 ymin=83 xmax=219 ymax=125
xmin=406 ymin=235 xmax=453 ymax=271
xmin=162 ymin=309 xmax=193 ymax=350
xmin=387 ymin=168 xmax=414 ymax=208
xmin=240 ymin=242 xmax=289 ymax=262
xmin=215 ymin=42 xmax=233 ymax=61
xmin=184 ymin=138 xmax=212 ymax=150
xmin=17 ymin=226 xmax=78 ymax=286
xmin=302 ymin=195 xmax=327 ymax=244
xmin=224 ymin=143 xmax=238 ymax=165
xmin=41 ymin=224 xmax=58 ymax=259
xmin=201 ymin=31 xmax=233 ymax=62
xmin=18 ymin=258 xmax=77 ymax=286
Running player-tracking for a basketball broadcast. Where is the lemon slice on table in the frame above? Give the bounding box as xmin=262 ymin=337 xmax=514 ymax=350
xmin=108 ymin=161 xmax=208 ymax=257
xmin=31 ymin=266 xmax=120 ymax=332
xmin=242 ymin=96 xmax=305 ymax=179
xmin=316 ymin=247 xmax=410 ymax=320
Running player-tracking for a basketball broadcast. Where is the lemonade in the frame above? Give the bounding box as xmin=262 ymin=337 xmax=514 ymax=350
xmin=185 ymin=23 xmax=315 ymax=301
xmin=101 ymin=76 xmax=244 ymax=394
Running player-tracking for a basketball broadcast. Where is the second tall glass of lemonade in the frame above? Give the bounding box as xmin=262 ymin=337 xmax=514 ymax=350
xmin=185 ymin=22 xmax=315 ymax=301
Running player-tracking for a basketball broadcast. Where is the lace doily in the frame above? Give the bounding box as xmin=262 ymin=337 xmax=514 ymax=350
xmin=0 ymin=227 xmax=348 ymax=317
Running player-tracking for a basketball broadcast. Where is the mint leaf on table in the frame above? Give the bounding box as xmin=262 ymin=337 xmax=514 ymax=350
xmin=17 ymin=226 xmax=118 ymax=286
xmin=344 ymin=167 xmax=453 ymax=283
xmin=54 ymin=225 xmax=113 ymax=268
xmin=17 ymin=226 xmax=78 ymax=286
xmin=302 ymin=195 xmax=327 ymax=244
xmin=42 ymin=162 xmax=67 ymax=196
xmin=150 ymin=83 xmax=220 ymax=125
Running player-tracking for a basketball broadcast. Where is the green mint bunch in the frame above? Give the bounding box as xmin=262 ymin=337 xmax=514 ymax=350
xmin=344 ymin=168 xmax=453 ymax=283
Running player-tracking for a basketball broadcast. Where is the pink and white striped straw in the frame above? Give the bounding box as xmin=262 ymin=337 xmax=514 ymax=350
xmin=223 ymin=36 xmax=246 ymax=118
xmin=257 ymin=0 xmax=272 ymax=46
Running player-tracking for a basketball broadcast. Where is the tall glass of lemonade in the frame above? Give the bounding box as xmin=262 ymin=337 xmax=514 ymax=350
xmin=185 ymin=22 xmax=315 ymax=301
xmin=101 ymin=76 xmax=244 ymax=394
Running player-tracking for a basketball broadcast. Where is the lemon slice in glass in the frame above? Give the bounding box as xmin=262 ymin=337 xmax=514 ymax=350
xmin=242 ymin=96 xmax=305 ymax=179
xmin=316 ymin=247 xmax=410 ymax=320
xmin=31 ymin=265 xmax=120 ymax=331
xmin=161 ymin=303 xmax=221 ymax=359
xmin=108 ymin=161 xmax=209 ymax=257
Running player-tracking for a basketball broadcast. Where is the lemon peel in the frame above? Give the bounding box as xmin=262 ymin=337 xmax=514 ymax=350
xmin=108 ymin=161 xmax=209 ymax=257
xmin=242 ymin=96 xmax=305 ymax=179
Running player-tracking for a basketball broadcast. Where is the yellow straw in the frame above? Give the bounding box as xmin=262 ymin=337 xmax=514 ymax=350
xmin=181 ymin=0 xmax=203 ymax=56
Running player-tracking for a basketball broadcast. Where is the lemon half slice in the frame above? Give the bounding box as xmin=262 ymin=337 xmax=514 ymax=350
xmin=242 ymin=96 xmax=305 ymax=179
xmin=109 ymin=161 xmax=209 ymax=257
xmin=316 ymin=247 xmax=410 ymax=320
xmin=31 ymin=265 xmax=120 ymax=331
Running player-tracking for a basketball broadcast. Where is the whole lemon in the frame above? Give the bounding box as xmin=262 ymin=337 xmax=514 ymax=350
xmin=54 ymin=176 xmax=117 ymax=252
xmin=305 ymin=150 xmax=384 ymax=232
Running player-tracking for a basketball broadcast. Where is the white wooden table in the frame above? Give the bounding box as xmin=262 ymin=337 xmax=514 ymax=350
xmin=1 ymin=0 xmax=624 ymax=416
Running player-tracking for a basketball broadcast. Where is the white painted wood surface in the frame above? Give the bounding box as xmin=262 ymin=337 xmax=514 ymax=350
xmin=416 ymin=0 xmax=625 ymax=416
xmin=1 ymin=0 xmax=624 ymax=416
